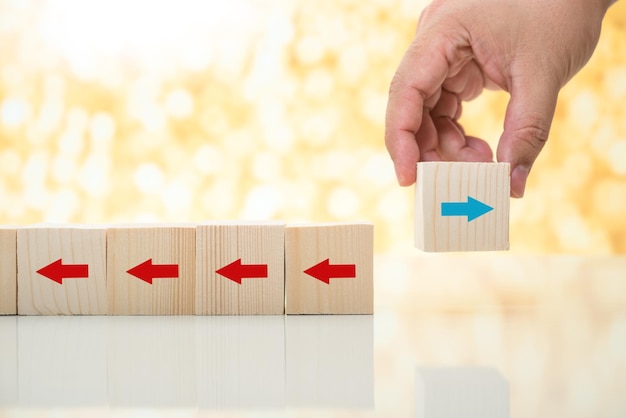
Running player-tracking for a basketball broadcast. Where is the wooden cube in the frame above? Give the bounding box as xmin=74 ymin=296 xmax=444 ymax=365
xmin=415 ymin=162 xmax=510 ymax=252
xmin=0 ymin=227 xmax=17 ymax=315
xmin=17 ymin=226 xmax=107 ymax=315
xmin=107 ymin=225 xmax=195 ymax=315
xmin=285 ymin=223 xmax=373 ymax=314
xmin=195 ymin=222 xmax=284 ymax=315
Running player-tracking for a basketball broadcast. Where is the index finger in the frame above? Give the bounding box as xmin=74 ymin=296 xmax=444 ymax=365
xmin=384 ymin=39 xmax=452 ymax=186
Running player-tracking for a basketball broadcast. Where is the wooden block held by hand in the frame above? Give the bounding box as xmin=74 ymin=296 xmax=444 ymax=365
xmin=415 ymin=162 xmax=510 ymax=252
xmin=0 ymin=227 xmax=17 ymax=315
xmin=107 ymin=224 xmax=195 ymax=315
xmin=17 ymin=225 xmax=107 ymax=315
xmin=196 ymin=222 xmax=284 ymax=315
xmin=285 ymin=223 xmax=373 ymax=315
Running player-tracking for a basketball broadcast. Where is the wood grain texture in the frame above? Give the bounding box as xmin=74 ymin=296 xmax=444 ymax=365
xmin=107 ymin=225 xmax=195 ymax=315
xmin=415 ymin=162 xmax=510 ymax=252
xmin=17 ymin=226 xmax=107 ymax=315
xmin=196 ymin=222 xmax=285 ymax=315
xmin=0 ymin=227 xmax=17 ymax=315
xmin=285 ymin=223 xmax=373 ymax=315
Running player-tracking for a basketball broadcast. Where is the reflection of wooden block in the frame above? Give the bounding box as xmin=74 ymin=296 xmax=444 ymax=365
xmin=285 ymin=223 xmax=373 ymax=314
xmin=0 ymin=227 xmax=17 ymax=315
xmin=196 ymin=222 xmax=284 ymax=315
xmin=107 ymin=225 xmax=195 ymax=315
xmin=196 ymin=316 xmax=286 ymax=408
xmin=19 ymin=317 xmax=108 ymax=406
xmin=17 ymin=226 xmax=107 ymax=315
xmin=286 ymin=316 xmax=374 ymax=408
xmin=107 ymin=317 xmax=196 ymax=407
xmin=415 ymin=367 xmax=509 ymax=418
xmin=415 ymin=162 xmax=510 ymax=252
xmin=0 ymin=317 xmax=17 ymax=405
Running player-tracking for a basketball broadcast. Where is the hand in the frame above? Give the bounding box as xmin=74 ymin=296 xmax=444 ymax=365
xmin=385 ymin=0 xmax=615 ymax=197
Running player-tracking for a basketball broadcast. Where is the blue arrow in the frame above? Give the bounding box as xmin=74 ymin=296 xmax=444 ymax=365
xmin=441 ymin=196 xmax=493 ymax=222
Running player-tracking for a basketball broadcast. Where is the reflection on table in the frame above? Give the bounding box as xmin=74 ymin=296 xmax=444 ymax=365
xmin=0 ymin=315 xmax=374 ymax=410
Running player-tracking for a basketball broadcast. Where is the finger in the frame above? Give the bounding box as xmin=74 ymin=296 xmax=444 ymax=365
xmin=415 ymin=111 xmax=442 ymax=162
xmin=442 ymin=60 xmax=485 ymax=101
xmin=496 ymin=76 xmax=559 ymax=197
xmin=430 ymin=90 xmax=459 ymax=119
xmin=385 ymin=37 xmax=451 ymax=186
xmin=434 ymin=117 xmax=493 ymax=162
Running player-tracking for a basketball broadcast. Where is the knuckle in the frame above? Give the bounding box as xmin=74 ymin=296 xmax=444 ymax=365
xmin=512 ymin=116 xmax=550 ymax=150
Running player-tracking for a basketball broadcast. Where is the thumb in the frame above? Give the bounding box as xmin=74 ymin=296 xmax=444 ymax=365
xmin=497 ymin=76 xmax=559 ymax=198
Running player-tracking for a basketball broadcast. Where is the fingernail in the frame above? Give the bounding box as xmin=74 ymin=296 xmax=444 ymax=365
xmin=511 ymin=165 xmax=530 ymax=198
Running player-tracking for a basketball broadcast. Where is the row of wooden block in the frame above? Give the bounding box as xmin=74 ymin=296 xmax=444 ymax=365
xmin=0 ymin=223 xmax=373 ymax=315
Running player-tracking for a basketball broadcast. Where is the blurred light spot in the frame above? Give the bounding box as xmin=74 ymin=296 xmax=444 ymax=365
xmin=165 ymin=88 xmax=194 ymax=119
xmin=24 ymin=186 xmax=50 ymax=211
xmin=1 ymin=98 xmax=30 ymax=127
xmin=90 ymin=112 xmax=116 ymax=146
xmin=193 ymin=145 xmax=223 ymax=176
xmin=377 ymin=188 xmax=409 ymax=221
xmin=0 ymin=149 xmax=21 ymax=176
xmin=327 ymin=187 xmax=360 ymax=219
xmin=162 ymin=179 xmax=192 ymax=216
xmin=241 ymin=185 xmax=282 ymax=219
xmin=139 ymin=104 xmax=167 ymax=132
xmin=338 ymin=44 xmax=367 ymax=84
xmin=554 ymin=212 xmax=593 ymax=252
xmin=608 ymin=140 xmax=626 ymax=175
xmin=312 ymin=152 xmax=355 ymax=181
xmin=181 ymin=42 xmax=214 ymax=72
xmin=45 ymin=189 xmax=79 ymax=222
xmin=262 ymin=123 xmax=294 ymax=153
xmin=21 ymin=152 xmax=48 ymax=187
xmin=294 ymin=36 xmax=325 ymax=66
xmin=78 ymin=154 xmax=110 ymax=198
xmin=134 ymin=163 xmax=165 ymax=195
xmin=568 ymin=90 xmax=597 ymax=133
xmin=593 ymin=178 xmax=626 ymax=219
xmin=58 ymin=132 xmax=84 ymax=157
xmin=299 ymin=110 xmax=337 ymax=147
xmin=252 ymin=152 xmax=282 ymax=181
xmin=360 ymin=89 xmax=387 ymax=125
xmin=361 ymin=152 xmax=394 ymax=187
xmin=201 ymin=180 xmax=235 ymax=218
xmin=51 ymin=155 xmax=77 ymax=184
xmin=66 ymin=107 xmax=89 ymax=133
xmin=303 ymin=69 xmax=334 ymax=100
xmin=134 ymin=212 xmax=161 ymax=223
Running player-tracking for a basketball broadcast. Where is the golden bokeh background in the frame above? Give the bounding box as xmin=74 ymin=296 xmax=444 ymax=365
xmin=0 ymin=0 xmax=624 ymax=254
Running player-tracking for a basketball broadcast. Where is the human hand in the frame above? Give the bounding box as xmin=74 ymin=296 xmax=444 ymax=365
xmin=385 ymin=0 xmax=615 ymax=197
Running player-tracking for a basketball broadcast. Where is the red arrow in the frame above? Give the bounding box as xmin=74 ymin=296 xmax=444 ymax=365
xmin=216 ymin=259 xmax=268 ymax=284
xmin=36 ymin=259 xmax=89 ymax=285
xmin=304 ymin=258 xmax=356 ymax=284
xmin=127 ymin=259 xmax=179 ymax=284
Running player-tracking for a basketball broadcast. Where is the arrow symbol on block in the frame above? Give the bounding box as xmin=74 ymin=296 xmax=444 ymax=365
xmin=37 ymin=259 xmax=89 ymax=285
xmin=304 ymin=258 xmax=356 ymax=284
xmin=127 ymin=259 xmax=179 ymax=285
xmin=216 ymin=259 xmax=268 ymax=284
xmin=441 ymin=196 xmax=493 ymax=222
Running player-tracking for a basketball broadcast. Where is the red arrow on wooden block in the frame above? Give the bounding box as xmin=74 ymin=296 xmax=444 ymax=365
xmin=304 ymin=258 xmax=356 ymax=284
xmin=216 ymin=259 xmax=268 ymax=284
xmin=127 ymin=259 xmax=179 ymax=284
xmin=37 ymin=259 xmax=89 ymax=285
